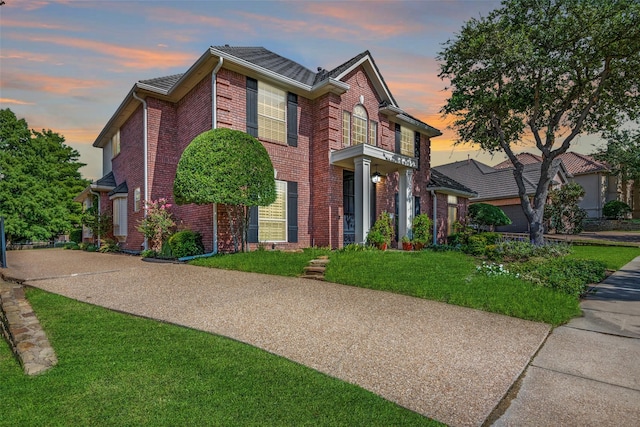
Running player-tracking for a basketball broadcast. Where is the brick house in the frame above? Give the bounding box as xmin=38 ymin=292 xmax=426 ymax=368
xmin=76 ymin=46 xmax=470 ymax=252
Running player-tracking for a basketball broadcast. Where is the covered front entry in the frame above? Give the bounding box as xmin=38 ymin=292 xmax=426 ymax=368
xmin=331 ymin=144 xmax=417 ymax=247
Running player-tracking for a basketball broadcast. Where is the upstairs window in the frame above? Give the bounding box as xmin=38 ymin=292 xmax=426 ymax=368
xmin=352 ymin=105 xmax=367 ymax=145
xmin=258 ymin=81 xmax=286 ymax=144
xmin=342 ymin=111 xmax=351 ymax=146
xmin=111 ymin=130 xmax=120 ymax=158
xmin=369 ymin=120 xmax=378 ymax=146
xmin=400 ymin=126 xmax=413 ymax=157
xmin=134 ymin=187 xmax=141 ymax=212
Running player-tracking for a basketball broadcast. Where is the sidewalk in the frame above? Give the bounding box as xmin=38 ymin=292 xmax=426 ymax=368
xmin=2 ymin=249 xmax=550 ymax=427
xmin=494 ymin=256 xmax=640 ymax=426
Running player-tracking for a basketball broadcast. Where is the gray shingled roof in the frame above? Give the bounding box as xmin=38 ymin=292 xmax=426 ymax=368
xmin=95 ymin=171 xmax=116 ymax=188
xmin=433 ymin=159 xmax=540 ymax=201
xmin=132 ymin=46 xmax=434 ymax=134
xmin=427 ymin=169 xmax=476 ymax=196
xmin=213 ymin=46 xmax=317 ymax=86
xmin=108 ymin=181 xmax=128 ymax=197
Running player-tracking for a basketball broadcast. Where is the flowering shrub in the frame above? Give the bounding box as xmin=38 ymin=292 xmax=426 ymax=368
xmin=137 ymin=198 xmax=176 ymax=253
xmin=476 ymin=261 xmax=520 ymax=278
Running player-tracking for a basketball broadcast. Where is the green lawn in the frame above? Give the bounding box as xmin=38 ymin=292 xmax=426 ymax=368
xmin=0 ymin=289 xmax=439 ymax=427
xmin=193 ymin=249 xmax=582 ymax=325
xmin=568 ymin=246 xmax=639 ymax=270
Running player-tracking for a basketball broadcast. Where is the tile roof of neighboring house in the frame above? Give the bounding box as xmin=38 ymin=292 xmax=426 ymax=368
xmin=494 ymin=152 xmax=608 ymax=176
xmin=427 ymin=169 xmax=477 ymax=196
xmin=557 ymin=152 xmax=609 ymax=175
xmin=108 ymin=181 xmax=128 ymax=197
xmin=494 ymin=153 xmax=542 ymax=169
xmin=433 ymin=159 xmax=541 ymax=201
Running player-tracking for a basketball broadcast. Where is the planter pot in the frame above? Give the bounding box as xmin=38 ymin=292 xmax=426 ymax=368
xmin=402 ymin=242 xmax=413 ymax=251
xmin=377 ymin=242 xmax=388 ymax=251
xmin=413 ymin=242 xmax=425 ymax=251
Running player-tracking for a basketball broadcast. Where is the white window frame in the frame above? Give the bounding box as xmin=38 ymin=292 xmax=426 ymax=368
xmin=342 ymin=111 xmax=351 ymax=146
xmin=400 ymin=126 xmax=413 ymax=157
xmin=111 ymin=195 xmax=128 ymax=239
xmin=258 ymin=180 xmax=287 ymax=242
xmin=258 ymin=81 xmax=287 ymax=144
xmin=111 ymin=129 xmax=121 ymax=158
xmin=352 ymin=105 xmax=367 ymax=145
xmin=134 ymin=187 xmax=141 ymax=212
xmin=369 ymin=120 xmax=378 ymax=146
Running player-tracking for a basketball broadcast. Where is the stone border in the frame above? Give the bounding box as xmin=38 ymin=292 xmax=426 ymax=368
xmin=0 ymin=281 xmax=57 ymax=375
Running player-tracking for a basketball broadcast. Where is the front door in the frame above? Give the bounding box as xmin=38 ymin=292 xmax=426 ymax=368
xmin=343 ymin=170 xmax=355 ymax=245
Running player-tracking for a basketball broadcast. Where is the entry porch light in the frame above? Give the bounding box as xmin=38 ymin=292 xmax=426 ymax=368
xmin=372 ymin=164 xmax=382 ymax=184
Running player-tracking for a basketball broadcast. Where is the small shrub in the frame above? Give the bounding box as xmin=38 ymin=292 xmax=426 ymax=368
xmin=602 ymin=200 xmax=632 ymax=219
xmin=168 ymin=230 xmax=204 ymax=258
xmin=99 ymin=239 xmax=120 ymax=253
xmin=481 ymin=232 xmax=502 ymax=245
xmin=63 ymin=242 xmax=80 ymax=250
xmin=140 ymin=249 xmax=157 ymax=258
xmin=466 ymin=234 xmax=487 ymax=256
xmin=339 ymin=243 xmax=378 ymax=252
xmin=367 ymin=212 xmax=394 ymax=246
xmin=85 ymin=244 xmax=97 ymax=252
xmin=411 ymin=213 xmax=432 ymax=245
xmin=69 ymin=228 xmax=82 ymax=244
xmin=468 ymin=203 xmax=512 ymax=231
xmin=512 ymin=258 xmax=606 ymax=297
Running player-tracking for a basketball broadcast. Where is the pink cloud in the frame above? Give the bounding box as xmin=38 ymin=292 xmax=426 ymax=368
xmin=0 ymin=98 xmax=35 ymax=105
xmin=10 ymin=34 xmax=197 ymax=70
xmin=1 ymin=71 xmax=106 ymax=95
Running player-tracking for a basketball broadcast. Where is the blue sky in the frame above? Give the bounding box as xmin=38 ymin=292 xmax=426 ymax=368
xmin=1 ymin=0 xmax=605 ymax=180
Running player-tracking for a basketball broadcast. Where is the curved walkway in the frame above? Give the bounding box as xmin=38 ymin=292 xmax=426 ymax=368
xmin=2 ymin=249 xmax=551 ymax=426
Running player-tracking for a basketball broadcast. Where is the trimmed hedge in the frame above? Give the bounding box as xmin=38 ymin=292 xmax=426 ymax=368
xmin=168 ymin=230 xmax=204 ymax=258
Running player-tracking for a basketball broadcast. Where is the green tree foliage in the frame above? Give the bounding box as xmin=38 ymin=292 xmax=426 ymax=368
xmin=602 ymin=200 xmax=632 ymax=219
xmin=468 ymin=203 xmax=512 ymax=231
xmin=544 ymin=183 xmax=587 ymax=234
xmin=439 ymin=0 xmax=640 ymax=244
xmin=174 ymin=128 xmax=276 ymax=252
xmin=0 ymin=109 xmax=89 ymax=243
xmin=593 ymin=129 xmax=640 ymax=183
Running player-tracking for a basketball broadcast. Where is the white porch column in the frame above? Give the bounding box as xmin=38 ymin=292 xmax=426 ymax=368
xmin=398 ymin=168 xmax=414 ymax=248
xmin=354 ymin=157 xmax=371 ymax=244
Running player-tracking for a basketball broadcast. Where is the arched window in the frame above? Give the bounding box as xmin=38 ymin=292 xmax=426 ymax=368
xmin=352 ymin=105 xmax=367 ymax=145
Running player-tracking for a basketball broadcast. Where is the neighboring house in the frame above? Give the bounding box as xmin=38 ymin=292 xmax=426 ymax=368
xmin=76 ymin=45 xmax=471 ymax=252
xmin=426 ymin=170 xmax=476 ymax=241
xmin=495 ymin=152 xmax=619 ymax=218
xmin=434 ymin=159 xmax=570 ymax=233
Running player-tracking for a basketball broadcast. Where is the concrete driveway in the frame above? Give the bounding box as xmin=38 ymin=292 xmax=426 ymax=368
xmin=2 ymin=249 xmax=551 ymax=427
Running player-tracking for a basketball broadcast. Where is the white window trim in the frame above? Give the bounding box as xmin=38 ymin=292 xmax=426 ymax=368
xmin=258 ymin=81 xmax=287 ymax=144
xmin=111 ymin=194 xmax=128 ymax=240
xmin=258 ymin=180 xmax=287 ymax=243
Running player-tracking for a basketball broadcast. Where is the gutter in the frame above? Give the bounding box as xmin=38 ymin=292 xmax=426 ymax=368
xmin=132 ymin=91 xmax=149 ymax=251
xmin=431 ymin=190 xmax=438 ymax=246
xmin=89 ymin=189 xmax=101 ymax=248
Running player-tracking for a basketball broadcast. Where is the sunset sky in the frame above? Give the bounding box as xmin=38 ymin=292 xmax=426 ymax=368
xmin=1 ymin=0 xmax=607 ymax=181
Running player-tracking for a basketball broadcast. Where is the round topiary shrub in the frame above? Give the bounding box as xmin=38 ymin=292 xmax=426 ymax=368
xmin=602 ymin=200 xmax=631 ymax=219
xmin=168 ymin=230 xmax=204 ymax=258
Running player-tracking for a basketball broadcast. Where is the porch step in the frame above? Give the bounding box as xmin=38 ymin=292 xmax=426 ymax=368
xmin=301 ymin=257 xmax=330 ymax=281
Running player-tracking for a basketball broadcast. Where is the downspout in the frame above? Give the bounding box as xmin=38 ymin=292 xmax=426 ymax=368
xmin=211 ymin=57 xmax=223 ymax=256
xmin=132 ymin=91 xmax=149 ymax=251
xmin=182 ymin=57 xmax=223 ymax=263
xmin=89 ymin=189 xmax=101 ymax=248
xmin=431 ymin=190 xmax=437 ymax=246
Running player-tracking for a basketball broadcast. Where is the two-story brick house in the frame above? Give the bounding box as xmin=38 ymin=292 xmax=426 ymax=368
xmin=76 ymin=46 xmax=471 ymax=252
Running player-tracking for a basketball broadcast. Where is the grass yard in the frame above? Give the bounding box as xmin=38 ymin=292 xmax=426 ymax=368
xmin=190 ymin=247 xmax=330 ymax=276
xmin=568 ymin=245 xmax=639 ymax=270
xmin=324 ymin=250 xmax=580 ymax=326
xmin=193 ymin=248 xmax=583 ymax=325
xmin=0 ymin=289 xmax=439 ymax=427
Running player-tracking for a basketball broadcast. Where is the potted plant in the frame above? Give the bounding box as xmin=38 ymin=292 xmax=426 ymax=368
xmin=366 ymin=211 xmax=394 ymax=250
xmin=412 ymin=213 xmax=432 ymax=250
xmin=366 ymin=229 xmax=387 ymax=250
xmin=401 ymin=235 xmax=413 ymax=251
